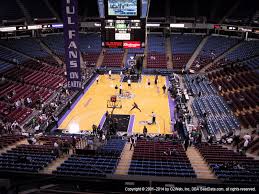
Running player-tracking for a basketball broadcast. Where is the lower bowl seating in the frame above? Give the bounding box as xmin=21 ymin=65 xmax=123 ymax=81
xmin=128 ymin=140 xmax=196 ymax=178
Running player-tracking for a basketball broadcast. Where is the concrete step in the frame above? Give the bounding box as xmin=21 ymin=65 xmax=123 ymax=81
xmin=41 ymin=149 xmax=72 ymax=174
xmin=186 ymin=147 xmax=216 ymax=180
xmin=114 ymin=143 xmax=133 ymax=175
xmin=186 ymin=35 xmax=208 ymax=70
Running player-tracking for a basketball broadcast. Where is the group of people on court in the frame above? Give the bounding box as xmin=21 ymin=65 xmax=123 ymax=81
xmin=98 ymin=71 xmax=168 ymax=133
xmin=106 ymin=70 xmax=167 ymax=93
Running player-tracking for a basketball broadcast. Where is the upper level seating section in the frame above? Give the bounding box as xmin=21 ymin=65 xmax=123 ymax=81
xmin=80 ymin=33 xmax=101 ymax=67
xmin=0 ymin=144 xmax=56 ymax=173
xmin=147 ymin=34 xmax=167 ymax=68
xmin=21 ymin=0 xmax=53 ymax=19
xmin=224 ymin=40 xmax=259 ymax=62
xmin=148 ymin=34 xmax=165 ymax=53
xmin=196 ymin=143 xmax=259 ymax=184
xmin=0 ymin=0 xmax=24 ymax=20
xmin=53 ymin=139 xmax=125 ymax=177
xmin=0 ymin=135 xmax=25 ymax=149
xmin=129 ymin=140 xmax=196 ymax=177
xmin=24 ymin=60 xmax=64 ymax=76
xmin=191 ymin=36 xmax=239 ymax=71
xmin=102 ymin=49 xmax=124 ymax=67
xmin=0 ymin=60 xmax=14 ymax=73
xmin=41 ymin=35 xmax=65 ymax=59
xmin=0 ymin=38 xmax=49 ymax=59
xmin=206 ymin=56 xmax=259 ymax=72
xmin=0 ymin=46 xmax=28 ymax=64
xmin=0 ymin=101 xmax=32 ymax=124
xmin=171 ymin=34 xmax=203 ymax=69
xmin=79 ymin=33 xmax=101 ymax=53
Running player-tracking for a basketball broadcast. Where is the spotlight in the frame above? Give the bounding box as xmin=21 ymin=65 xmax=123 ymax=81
xmin=68 ymin=121 xmax=80 ymax=134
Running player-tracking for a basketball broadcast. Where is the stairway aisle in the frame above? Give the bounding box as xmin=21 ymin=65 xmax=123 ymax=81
xmin=40 ymin=140 xmax=84 ymax=174
xmin=41 ymin=149 xmax=72 ymax=174
xmin=185 ymin=36 xmax=208 ymax=70
xmin=165 ymin=36 xmax=173 ymax=68
xmin=122 ymin=49 xmax=129 ymax=67
xmin=96 ymin=48 xmax=105 ymax=67
xmin=143 ymin=43 xmax=148 ymax=68
xmin=186 ymin=146 xmax=216 ymax=179
xmin=38 ymin=39 xmax=63 ymax=66
xmin=114 ymin=142 xmax=134 ymax=175
xmin=200 ymin=41 xmax=243 ymax=72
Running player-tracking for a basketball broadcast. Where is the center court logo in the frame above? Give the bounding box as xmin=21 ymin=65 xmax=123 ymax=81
xmin=117 ymin=91 xmax=135 ymax=99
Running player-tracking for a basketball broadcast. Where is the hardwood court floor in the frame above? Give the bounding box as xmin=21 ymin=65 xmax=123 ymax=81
xmin=59 ymin=75 xmax=172 ymax=134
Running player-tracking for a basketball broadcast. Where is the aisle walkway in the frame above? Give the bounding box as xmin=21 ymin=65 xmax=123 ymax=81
xmin=186 ymin=146 xmax=216 ymax=179
xmin=114 ymin=142 xmax=134 ymax=175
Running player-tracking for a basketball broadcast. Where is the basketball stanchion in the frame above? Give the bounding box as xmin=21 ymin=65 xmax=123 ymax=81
xmin=107 ymin=95 xmax=122 ymax=115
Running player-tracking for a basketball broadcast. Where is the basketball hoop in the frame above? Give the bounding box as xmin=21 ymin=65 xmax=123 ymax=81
xmin=107 ymin=95 xmax=122 ymax=109
xmin=110 ymin=95 xmax=117 ymax=102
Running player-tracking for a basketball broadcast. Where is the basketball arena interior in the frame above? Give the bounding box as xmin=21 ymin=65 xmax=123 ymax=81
xmin=0 ymin=0 xmax=259 ymax=193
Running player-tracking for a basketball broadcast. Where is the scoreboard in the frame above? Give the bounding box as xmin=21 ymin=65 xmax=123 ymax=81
xmin=101 ymin=19 xmax=146 ymax=48
xmin=101 ymin=0 xmax=146 ymax=48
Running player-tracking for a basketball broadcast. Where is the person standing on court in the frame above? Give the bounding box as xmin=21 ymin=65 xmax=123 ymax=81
xmin=162 ymin=85 xmax=166 ymax=94
xmin=108 ymin=70 xmax=112 ymax=79
xmin=147 ymin=78 xmax=151 ymax=86
xmin=143 ymin=126 xmax=148 ymax=137
xmin=154 ymin=75 xmax=158 ymax=85
xmin=96 ymin=76 xmax=99 ymax=84
xmin=127 ymin=79 xmax=131 ymax=88
xmin=129 ymin=135 xmax=136 ymax=150
xmin=119 ymin=84 xmax=123 ymax=95
xmin=151 ymin=112 xmax=156 ymax=124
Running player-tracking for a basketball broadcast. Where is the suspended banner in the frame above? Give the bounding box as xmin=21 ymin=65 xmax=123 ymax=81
xmin=62 ymin=0 xmax=82 ymax=90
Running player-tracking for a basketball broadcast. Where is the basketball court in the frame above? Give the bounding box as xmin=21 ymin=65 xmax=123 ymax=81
xmin=58 ymin=74 xmax=174 ymax=134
